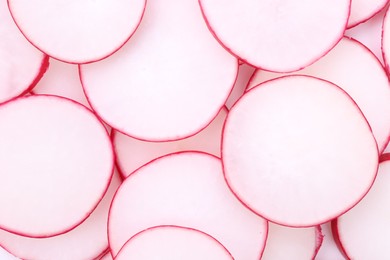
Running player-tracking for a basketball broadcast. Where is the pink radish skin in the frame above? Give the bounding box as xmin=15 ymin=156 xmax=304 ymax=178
xmin=112 ymin=107 xmax=227 ymax=178
xmin=99 ymin=252 xmax=112 ymax=260
xmin=381 ymin=5 xmax=390 ymax=75
xmin=7 ymin=0 xmax=146 ymax=64
xmin=315 ymin=223 xmax=346 ymax=260
xmin=108 ymin=152 xmax=267 ymax=259
xmin=347 ymin=0 xmax=389 ymax=28
xmin=223 ymin=75 xmax=379 ymax=227
xmin=247 ymin=37 xmax=390 ymax=153
xmin=225 ymin=64 xmax=256 ymax=109
xmin=115 ymin=226 xmax=233 ymax=260
xmin=199 ymin=0 xmax=350 ymax=73
xmin=80 ymin=0 xmax=238 ymax=142
xmin=0 ymin=95 xmax=114 ymax=238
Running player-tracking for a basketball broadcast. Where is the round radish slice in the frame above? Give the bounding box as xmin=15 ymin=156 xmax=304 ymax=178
xmin=0 ymin=95 xmax=114 ymax=237
xmin=348 ymin=0 xmax=389 ymax=28
xmin=0 ymin=171 xmax=120 ymax=260
xmin=0 ymin=0 xmax=47 ymax=104
xmin=112 ymin=107 xmax=227 ymax=178
xmin=333 ymin=157 xmax=390 ymax=259
xmin=7 ymin=0 xmax=146 ymax=64
xmin=115 ymin=226 xmax=233 ymax=260
xmin=247 ymin=37 xmax=390 ymax=153
xmin=80 ymin=0 xmax=238 ymax=142
xmin=108 ymin=152 xmax=267 ymax=258
xmin=198 ymin=0 xmax=350 ymax=72
xmin=223 ymin=75 xmax=379 ymax=227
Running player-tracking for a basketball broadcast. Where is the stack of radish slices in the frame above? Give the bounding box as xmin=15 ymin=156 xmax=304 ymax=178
xmin=0 ymin=0 xmax=390 ymax=259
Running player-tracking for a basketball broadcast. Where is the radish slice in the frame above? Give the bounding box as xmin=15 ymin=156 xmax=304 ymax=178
xmin=262 ymin=224 xmax=322 ymax=260
xmin=80 ymin=0 xmax=238 ymax=142
xmin=198 ymin=0 xmax=350 ymax=72
xmin=0 ymin=95 xmax=114 ymax=237
xmin=315 ymin=223 xmax=346 ymax=260
xmin=225 ymin=64 xmax=255 ymax=109
xmin=0 ymin=0 xmax=47 ymax=104
xmin=223 ymin=75 xmax=379 ymax=227
xmin=348 ymin=0 xmax=389 ymax=28
xmin=382 ymin=5 xmax=390 ymax=74
xmin=112 ymin=107 xmax=227 ymax=178
xmin=332 ymin=157 xmax=390 ymax=259
xmin=0 ymin=171 xmax=120 ymax=260
xmin=7 ymin=0 xmax=146 ymax=64
xmin=108 ymin=152 xmax=267 ymax=258
xmin=247 ymin=37 xmax=390 ymax=153
xmin=100 ymin=252 xmax=112 ymax=260
xmin=115 ymin=226 xmax=233 ymax=260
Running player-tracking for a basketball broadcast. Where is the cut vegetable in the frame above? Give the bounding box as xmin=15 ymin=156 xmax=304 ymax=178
xmin=225 ymin=64 xmax=255 ymax=109
xmin=332 ymin=156 xmax=390 ymax=259
xmin=248 ymin=37 xmax=390 ymax=153
xmin=112 ymin=107 xmax=227 ymax=178
xmin=0 ymin=0 xmax=47 ymax=104
xmin=347 ymin=0 xmax=389 ymax=28
xmin=80 ymin=0 xmax=237 ymax=142
xmin=108 ymin=152 xmax=267 ymax=258
xmin=115 ymin=226 xmax=233 ymax=260
xmin=382 ymin=5 xmax=390 ymax=74
xmin=99 ymin=252 xmax=112 ymax=260
xmin=223 ymin=75 xmax=378 ymax=227
xmin=8 ymin=0 xmax=146 ymax=64
xmin=315 ymin=223 xmax=346 ymax=259
xmin=0 ymin=95 xmax=114 ymax=237
xmin=199 ymin=0 xmax=350 ymax=72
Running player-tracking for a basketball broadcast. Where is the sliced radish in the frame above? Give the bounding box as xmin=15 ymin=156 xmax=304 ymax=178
xmin=80 ymin=0 xmax=238 ymax=142
xmin=332 ymin=157 xmax=390 ymax=259
xmin=0 ymin=171 xmax=120 ymax=260
xmin=247 ymin=37 xmax=390 ymax=153
xmin=8 ymin=0 xmax=146 ymax=64
xmin=0 ymin=95 xmax=114 ymax=237
xmin=198 ymin=0 xmax=350 ymax=72
xmin=315 ymin=223 xmax=346 ymax=260
xmin=108 ymin=152 xmax=267 ymax=258
xmin=225 ymin=64 xmax=256 ymax=109
xmin=112 ymin=107 xmax=227 ymax=178
xmin=382 ymin=5 xmax=390 ymax=74
xmin=223 ymin=75 xmax=378 ymax=227
xmin=99 ymin=252 xmax=112 ymax=260
xmin=348 ymin=0 xmax=389 ymax=28
xmin=0 ymin=0 xmax=47 ymax=104
xmin=115 ymin=226 xmax=233 ymax=260
xmin=261 ymin=224 xmax=322 ymax=260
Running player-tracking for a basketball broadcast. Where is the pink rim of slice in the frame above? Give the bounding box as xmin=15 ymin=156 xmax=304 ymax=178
xmin=223 ymin=75 xmax=379 ymax=227
xmin=347 ymin=0 xmax=389 ymax=28
xmin=382 ymin=5 xmax=390 ymax=75
xmin=112 ymin=107 xmax=227 ymax=178
xmin=198 ymin=0 xmax=350 ymax=73
xmin=261 ymin=224 xmax=323 ymax=260
xmin=0 ymin=0 xmax=47 ymax=104
xmin=225 ymin=64 xmax=256 ymax=109
xmin=0 ymin=95 xmax=114 ymax=238
xmin=108 ymin=152 xmax=267 ymax=258
xmin=0 ymin=172 xmax=121 ymax=260
xmin=99 ymin=252 xmax=113 ymax=260
xmin=79 ymin=0 xmax=238 ymax=142
xmin=332 ymin=158 xmax=390 ymax=259
xmin=247 ymin=37 xmax=390 ymax=153
xmin=115 ymin=225 xmax=233 ymax=260
xmin=7 ymin=0 xmax=146 ymax=64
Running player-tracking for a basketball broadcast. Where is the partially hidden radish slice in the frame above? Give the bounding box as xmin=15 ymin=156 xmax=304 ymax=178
xmin=382 ymin=5 xmax=390 ymax=74
xmin=248 ymin=37 xmax=390 ymax=153
xmin=225 ymin=64 xmax=255 ymax=109
xmin=7 ymin=0 xmax=146 ymax=64
xmin=112 ymin=107 xmax=227 ymax=178
xmin=332 ymin=156 xmax=390 ymax=259
xmin=261 ymin=224 xmax=322 ymax=260
xmin=0 ymin=95 xmax=114 ymax=237
xmin=99 ymin=252 xmax=112 ymax=260
xmin=315 ymin=223 xmax=346 ymax=259
xmin=80 ymin=0 xmax=238 ymax=142
xmin=0 ymin=0 xmax=47 ymax=104
xmin=108 ymin=152 xmax=267 ymax=258
xmin=348 ymin=0 xmax=389 ymax=28
xmin=223 ymin=75 xmax=379 ymax=227
xmin=0 ymin=171 xmax=121 ymax=260
xmin=198 ymin=0 xmax=350 ymax=72
xmin=115 ymin=226 xmax=233 ymax=260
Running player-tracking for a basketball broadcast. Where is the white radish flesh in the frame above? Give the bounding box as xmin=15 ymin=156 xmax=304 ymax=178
xmin=223 ymin=75 xmax=378 ymax=227
xmin=348 ymin=0 xmax=389 ymax=28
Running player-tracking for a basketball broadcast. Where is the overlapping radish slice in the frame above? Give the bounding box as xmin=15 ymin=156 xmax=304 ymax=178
xmin=115 ymin=226 xmax=233 ymax=260
xmin=99 ymin=252 xmax=112 ymax=260
xmin=108 ymin=152 xmax=267 ymax=258
xmin=0 ymin=95 xmax=114 ymax=237
xmin=198 ymin=0 xmax=350 ymax=72
xmin=7 ymin=0 xmax=146 ymax=64
xmin=223 ymin=75 xmax=378 ymax=227
xmin=261 ymin=224 xmax=322 ymax=260
xmin=112 ymin=107 xmax=227 ymax=178
xmin=80 ymin=0 xmax=238 ymax=142
xmin=348 ymin=0 xmax=389 ymax=28
xmin=0 ymin=172 xmax=121 ymax=260
xmin=248 ymin=37 xmax=390 ymax=153
xmin=315 ymin=223 xmax=346 ymax=259
xmin=332 ymin=157 xmax=390 ymax=259
xmin=225 ymin=64 xmax=255 ymax=109
xmin=382 ymin=6 xmax=390 ymax=73
xmin=0 ymin=0 xmax=47 ymax=104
